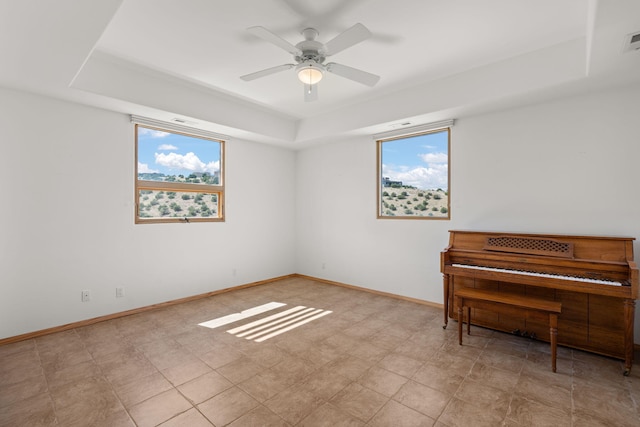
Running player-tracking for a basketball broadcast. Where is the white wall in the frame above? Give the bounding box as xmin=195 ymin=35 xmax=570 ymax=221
xmin=295 ymin=82 xmax=640 ymax=341
xmin=2 ymin=82 xmax=639 ymax=342
xmin=0 ymin=87 xmax=296 ymax=339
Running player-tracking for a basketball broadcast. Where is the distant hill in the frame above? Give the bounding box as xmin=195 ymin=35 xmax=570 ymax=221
xmin=381 ymin=187 xmax=448 ymax=217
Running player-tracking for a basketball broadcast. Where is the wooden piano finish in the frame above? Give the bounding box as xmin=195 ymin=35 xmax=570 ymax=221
xmin=441 ymin=230 xmax=638 ymax=375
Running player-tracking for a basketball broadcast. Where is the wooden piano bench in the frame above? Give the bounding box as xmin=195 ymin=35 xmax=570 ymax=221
xmin=454 ymin=287 xmax=562 ymax=372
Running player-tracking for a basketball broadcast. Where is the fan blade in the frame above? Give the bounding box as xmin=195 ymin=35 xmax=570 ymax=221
xmin=247 ymin=26 xmax=302 ymax=56
xmin=240 ymin=64 xmax=294 ymax=81
xmin=326 ymin=62 xmax=380 ymax=87
xmin=304 ymin=84 xmax=318 ymax=102
xmin=322 ymin=23 xmax=371 ymax=56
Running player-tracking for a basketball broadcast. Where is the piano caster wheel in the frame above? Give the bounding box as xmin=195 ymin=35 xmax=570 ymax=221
xmin=623 ymin=368 xmax=630 ymax=376
xmin=442 ymin=324 xmax=447 ymax=330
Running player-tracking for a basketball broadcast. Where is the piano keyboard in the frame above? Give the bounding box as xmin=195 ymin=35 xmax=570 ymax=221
xmin=451 ymin=263 xmax=623 ymax=286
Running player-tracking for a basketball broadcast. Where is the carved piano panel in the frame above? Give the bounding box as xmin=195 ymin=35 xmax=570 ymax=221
xmin=441 ymin=230 xmax=638 ymax=374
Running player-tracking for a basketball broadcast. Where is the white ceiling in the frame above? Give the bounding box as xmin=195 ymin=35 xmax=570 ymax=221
xmin=1 ymin=0 xmax=639 ymax=148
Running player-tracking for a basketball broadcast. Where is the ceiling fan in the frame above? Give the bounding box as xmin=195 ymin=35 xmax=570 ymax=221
xmin=240 ymin=23 xmax=380 ymax=102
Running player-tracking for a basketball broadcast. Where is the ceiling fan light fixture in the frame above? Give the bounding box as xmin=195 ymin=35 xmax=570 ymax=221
xmin=297 ymin=62 xmax=324 ymax=85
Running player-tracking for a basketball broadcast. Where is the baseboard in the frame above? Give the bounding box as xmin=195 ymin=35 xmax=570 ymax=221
xmin=2 ymin=273 xmax=637 ymax=352
xmin=0 ymin=274 xmax=296 ymax=346
xmin=295 ymin=274 xmax=443 ymax=310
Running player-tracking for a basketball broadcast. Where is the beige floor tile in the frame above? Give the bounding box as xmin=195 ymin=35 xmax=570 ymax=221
xmin=484 ymin=336 xmax=529 ymax=358
xmin=177 ymin=370 xmax=233 ymax=404
xmin=298 ymin=402 xmax=365 ymax=426
xmin=295 ymin=341 xmax=345 ymax=368
xmin=52 ymin=377 xmax=130 ymax=427
xmin=438 ymin=337 xmax=485 ymax=360
xmin=113 ymin=371 xmax=174 ymax=408
xmin=144 ymin=346 xmax=198 ymax=371
xmin=0 ymin=338 xmax=35 ymax=358
xmin=298 ymin=366 xmax=351 ymax=400
xmin=39 ymin=347 xmax=93 ymax=372
xmin=572 ymin=408 xmax=639 ymax=427
xmin=438 ymin=397 xmax=506 ymax=427
xmin=96 ymin=348 xmax=159 ymax=388
xmin=392 ymin=339 xmax=440 ymax=362
xmin=476 ymin=347 xmax=525 ymax=374
xmin=368 ymin=330 xmax=407 ymax=350
xmin=411 ymin=362 xmax=464 ymax=395
xmin=243 ymin=342 xmax=288 ymax=368
xmin=238 ymin=369 xmax=295 ymax=402
xmin=325 ymin=354 xmax=372 ymax=380
xmin=129 ymin=388 xmax=192 ymax=427
xmin=346 ymin=340 xmax=390 ymax=363
xmin=466 ymin=362 xmax=520 ymax=393
xmin=0 ymin=393 xmax=57 ymax=427
xmin=513 ymin=372 xmax=571 ymax=410
xmin=158 ymin=408 xmax=214 ymax=426
xmin=269 ymin=353 xmax=318 ymax=384
xmin=506 ymin=395 xmax=571 ymax=426
xmin=454 ymin=378 xmax=511 ymax=416
xmin=217 ymin=355 xmax=267 ymax=384
xmin=199 ymin=345 xmax=245 ymax=369
xmin=44 ymin=359 xmax=103 ymax=391
xmin=83 ymin=338 xmax=137 ymax=362
xmin=264 ymin=383 xmax=325 ymax=425
xmin=228 ymin=405 xmax=291 ymax=427
xmin=357 ymin=366 xmax=408 ymax=397
xmin=572 ymin=377 xmax=639 ymax=427
xmin=0 ymin=373 xmax=48 ymax=408
xmin=377 ymin=352 xmax=424 ymax=378
xmin=161 ymin=358 xmax=212 ymax=386
xmin=198 ymin=386 xmax=260 ymax=426
xmin=368 ymin=400 xmax=435 ymax=427
xmin=393 ymin=380 xmax=450 ymax=420
xmin=329 ymin=382 xmax=388 ymax=422
xmin=0 ymin=349 xmax=43 ymax=386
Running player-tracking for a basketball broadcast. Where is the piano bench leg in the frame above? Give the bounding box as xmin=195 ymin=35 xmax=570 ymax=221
xmin=550 ymin=313 xmax=558 ymax=373
xmin=457 ymin=305 xmax=463 ymax=345
xmin=466 ymin=307 xmax=471 ymax=335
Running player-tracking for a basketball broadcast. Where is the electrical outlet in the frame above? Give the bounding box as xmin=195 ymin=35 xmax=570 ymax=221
xmin=116 ymin=287 xmax=125 ymax=298
xmin=81 ymin=290 xmax=90 ymax=302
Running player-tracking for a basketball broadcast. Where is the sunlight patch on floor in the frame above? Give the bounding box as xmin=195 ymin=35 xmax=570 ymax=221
xmin=198 ymin=302 xmax=331 ymax=342
xmin=198 ymin=302 xmax=286 ymax=329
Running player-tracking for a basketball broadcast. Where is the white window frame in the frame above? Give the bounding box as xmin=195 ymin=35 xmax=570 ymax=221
xmin=133 ymin=117 xmax=227 ymax=224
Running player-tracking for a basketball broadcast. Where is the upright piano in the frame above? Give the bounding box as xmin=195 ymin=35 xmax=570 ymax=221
xmin=441 ymin=230 xmax=638 ymax=375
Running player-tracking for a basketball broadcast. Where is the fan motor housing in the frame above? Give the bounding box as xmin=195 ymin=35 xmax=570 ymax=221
xmin=295 ymin=40 xmax=325 ymax=63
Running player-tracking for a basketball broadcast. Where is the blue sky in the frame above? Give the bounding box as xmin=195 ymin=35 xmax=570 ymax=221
xmin=137 ymin=127 xmax=220 ymax=176
xmin=381 ymin=130 xmax=449 ymax=190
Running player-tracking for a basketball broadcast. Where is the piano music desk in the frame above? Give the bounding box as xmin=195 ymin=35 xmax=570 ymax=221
xmin=455 ymin=287 xmax=562 ymax=372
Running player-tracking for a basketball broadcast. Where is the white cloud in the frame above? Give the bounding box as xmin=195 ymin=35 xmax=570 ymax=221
xmin=138 ymin=128 xmax=170 ymax=138
xmin=418 ymin=152 xmax=448 ymax=163
xmin=138 ymin=162 xmax=159 ymax=173
xmin=154 ymin=152 xmax=219 ymax=174
xmin=157 ymin=144 xmax=178 ymax=151
xmin=382 ymin=163 xmax=448 ymax=190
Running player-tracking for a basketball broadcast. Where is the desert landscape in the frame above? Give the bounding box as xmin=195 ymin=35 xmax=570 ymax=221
xmin=380 ymin=186 xmax=448 ymax=218
xmin=138 ymin=190 xmax=219 ymax=219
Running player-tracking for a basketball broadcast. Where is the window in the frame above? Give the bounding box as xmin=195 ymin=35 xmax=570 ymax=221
xmin=377 ymin=127 xmax=450 ymax=219
xmin=135 ymin=123 xmax=225 ymax=223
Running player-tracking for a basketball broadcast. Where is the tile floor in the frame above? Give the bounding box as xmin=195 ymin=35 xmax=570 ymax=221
xmin=1 ymin=277 xmax=639 ymax=426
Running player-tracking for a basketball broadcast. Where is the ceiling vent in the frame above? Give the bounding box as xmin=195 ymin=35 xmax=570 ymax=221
xmin=172 ymin=117 xmax=198 ymax=126
xmin=622 ymin=31 xmax=640 ymax=53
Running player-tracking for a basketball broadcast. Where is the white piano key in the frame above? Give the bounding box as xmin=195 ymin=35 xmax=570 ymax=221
xmin=451 ymin=264 xmax=623 ymax=286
